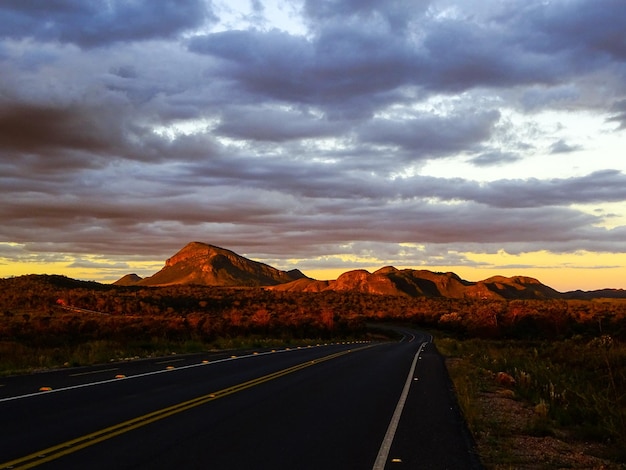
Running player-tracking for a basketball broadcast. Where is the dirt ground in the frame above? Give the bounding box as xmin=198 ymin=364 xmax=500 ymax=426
xmin=471 ymin=384 xmax=622 ymax=469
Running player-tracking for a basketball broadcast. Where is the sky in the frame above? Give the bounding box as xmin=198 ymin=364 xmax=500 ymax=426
xmin=1 ymin=0 xmax=626 ymax=292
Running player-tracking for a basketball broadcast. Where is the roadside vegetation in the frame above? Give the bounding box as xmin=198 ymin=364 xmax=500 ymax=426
xmin=1 ymin=274 xmax=626 ymax=466
xmin=438 ymin=334 xmax=626 ymax=467
xmin=0 ymin=275 xmax=371 ymax=375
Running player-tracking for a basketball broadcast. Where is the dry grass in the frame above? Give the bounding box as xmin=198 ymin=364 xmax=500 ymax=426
xmin=440 ymin=337 xmax=626 ymax=469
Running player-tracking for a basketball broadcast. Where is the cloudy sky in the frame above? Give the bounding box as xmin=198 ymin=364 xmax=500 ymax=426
xmin=1 ymin=0 xmax=625 ymax=291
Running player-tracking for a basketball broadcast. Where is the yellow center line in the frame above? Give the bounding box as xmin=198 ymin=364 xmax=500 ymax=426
xmin=1 ymin=345 xmax=374 ymax=469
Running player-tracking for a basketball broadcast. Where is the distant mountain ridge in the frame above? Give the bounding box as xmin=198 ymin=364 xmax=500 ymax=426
xmin=268 ymin=267 xmax=563 ymax=300
xmin=113 ymin=273 xmax=143 ymax=286
xmin=561 ymin=288 xmax=626 ymax=300
xmin=113 ymin=242 xmax=624 ymax=299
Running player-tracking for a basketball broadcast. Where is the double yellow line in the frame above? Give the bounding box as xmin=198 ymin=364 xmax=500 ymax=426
xmin=2 ymin=346 xmax=370 ymax=469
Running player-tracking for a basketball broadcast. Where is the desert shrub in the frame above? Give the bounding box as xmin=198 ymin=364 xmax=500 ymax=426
xmin=441 ymin=335 xmax=626 ymax=449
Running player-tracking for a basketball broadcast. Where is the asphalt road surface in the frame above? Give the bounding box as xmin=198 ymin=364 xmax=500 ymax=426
xmin=0 ymin=329 xmax=482 ymax=469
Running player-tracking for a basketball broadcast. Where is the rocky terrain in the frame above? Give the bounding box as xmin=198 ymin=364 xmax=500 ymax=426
xmin=115 ymin=242 xmax=626 ymax=300
xmin=115 ymin=242 xmax=307 ymax=287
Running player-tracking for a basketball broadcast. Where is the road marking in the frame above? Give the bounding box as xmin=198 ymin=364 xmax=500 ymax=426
xmin=372 ymin=341 xmax=428 ymax=470
xmin=0 ymin=346 xmax=321 ymax=404
xmin=69 ymin=368 xmax=119 ymax=377
xmin=155 ymin=358 xmax=185 ymax=364
xmin=0 ymin=345 xmax=374 ymax=469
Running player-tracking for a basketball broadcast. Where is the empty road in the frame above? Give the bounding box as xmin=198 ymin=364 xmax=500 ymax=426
xmin=0 ymin=329 xmax=481 ymax=469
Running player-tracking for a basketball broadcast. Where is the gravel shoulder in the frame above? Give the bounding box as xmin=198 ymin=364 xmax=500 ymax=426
xmin=446 ymin=358 xmax=623 ymax=469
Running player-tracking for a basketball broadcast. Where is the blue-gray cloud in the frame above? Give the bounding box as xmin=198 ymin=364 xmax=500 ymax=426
xmin=0 ymin=0 xmax=625 ymax=279
xmin=0 ymin=0 xmax=213 ymax=47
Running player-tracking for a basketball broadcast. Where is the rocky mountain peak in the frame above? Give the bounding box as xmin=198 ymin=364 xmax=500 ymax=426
xmin=119 ymin=242 xmax=307 ymax=287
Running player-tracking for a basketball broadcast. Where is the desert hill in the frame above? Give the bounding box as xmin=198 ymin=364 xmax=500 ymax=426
xmin=561 ymin=288 xmax=626 ymax=300
xmin=478 ymin=275 xmax=562 ymax=299
xmin=113 ymin=273 xmax=143 ymax=286
xmin=269 ymin=266 xmax=561 ymax=300
xmin=112 ymin=242 xmax=619 ymax=299
xmin=122 ymin=242 xmax=307 ymax=287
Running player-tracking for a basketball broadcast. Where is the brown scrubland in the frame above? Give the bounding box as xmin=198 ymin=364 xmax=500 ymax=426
xmin=1 ymin=273 xmax=625 ymax=467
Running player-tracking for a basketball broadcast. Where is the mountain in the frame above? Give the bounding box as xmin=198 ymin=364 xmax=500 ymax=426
xmin=112 ymin=242 xmax=620 ymax=299
xmin=264 ymin=277 xmax=330 ymax=292
xmin=270 ymin=267 xmax=562 ymax=300
xmin=562 ymin=288 xmax=626 ymax=300
xmin=113 ymin=273 xmax=143 ymax=286
xmin=324 ymin=269 xmax=402 ymax=296
xmin=119 ymin=242 xmax=307 ymax=287
xmin=478 ymin=275 xmax=562 ymax=299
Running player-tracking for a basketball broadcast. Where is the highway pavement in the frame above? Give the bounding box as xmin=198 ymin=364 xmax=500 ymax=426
xmin=0 ymin=329 xmax=482 ymax=469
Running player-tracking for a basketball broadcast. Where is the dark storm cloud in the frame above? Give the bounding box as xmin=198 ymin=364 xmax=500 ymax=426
xmin=172 ymin=152 xmax=626 ymax=211
xmin=417 ymin=19 xmax=557 ymax=92
xmin=190 ymin=0 xmax=626 ymax=110
xmin=2 ymin=159 xmax=624 ymax=265
xmin=189 ymin=29 xmax=315 ymax=101
xmin=0 ymin=0 xmax=213 ymax=47
xmin=452 ymin=170 xmax=626 ymax=209
xmin=215 ymin=106 xmax=345 ymax=141
xmin=186 ymin=5 xmax=601 ymax=134
xmin=188 ymin=25 xmax=416 ymax=120
xmin=302 ymin=0 xmax=428 ymax=31
xmin=510 ymin=0 xmax=626 ymax=61
xmin=359 ymin=109 xmax=501 ymax=156
xmin=0 ymin=99 xmax=132 ymax=156
xmin=1 ymin=185 xmax=599 ymax=253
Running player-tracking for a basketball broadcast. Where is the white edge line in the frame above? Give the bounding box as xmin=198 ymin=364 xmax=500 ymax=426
xmin=69 ymin=368 xmax=120 ymax=377
xmin=372 ymin=341 xmax=427 ymax=470
xmin=0 ymin=347 xmax=307 ymax=404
